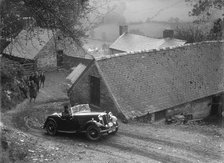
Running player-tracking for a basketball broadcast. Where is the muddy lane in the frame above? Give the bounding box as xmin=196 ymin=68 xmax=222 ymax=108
xmin=24 ymin=118 xmax=219 ymax=163
xmin=9 ymin=105 xmax=223 ymax=163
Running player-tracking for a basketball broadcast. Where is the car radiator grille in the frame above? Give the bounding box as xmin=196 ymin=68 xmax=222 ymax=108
xmin=103 ymin=115 xmax=110 ymax=125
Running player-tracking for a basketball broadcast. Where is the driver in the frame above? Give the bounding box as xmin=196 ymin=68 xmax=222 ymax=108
xmin=62 ymin=105 xmax=71 ymax=117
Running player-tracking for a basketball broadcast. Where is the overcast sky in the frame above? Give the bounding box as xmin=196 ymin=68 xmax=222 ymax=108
xmin=110 ymin=0 xmax=192 ymax=22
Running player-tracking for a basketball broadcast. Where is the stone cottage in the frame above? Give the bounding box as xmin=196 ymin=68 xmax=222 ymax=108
xmin=68 ymin=40 xmax=224 ymax=121
xmin=109 ymin=26 xmax=186 ymax=54
xmin=3 ymin=27 xmax=87 ymax=71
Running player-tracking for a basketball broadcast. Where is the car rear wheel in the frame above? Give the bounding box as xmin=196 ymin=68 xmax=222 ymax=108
xmin=86 ymin=125 xmax=101 ymax=141
xmin=46 ymin=120 xmax=57 ymax=136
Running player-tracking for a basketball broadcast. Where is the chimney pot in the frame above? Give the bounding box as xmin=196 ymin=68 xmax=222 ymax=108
xmin=163 ymin=29 xmax=174 ymax=38
xmin=119 ymin=25 xmax=128 ymax=36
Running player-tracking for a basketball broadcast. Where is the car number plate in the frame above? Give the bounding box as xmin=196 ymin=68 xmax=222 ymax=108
xmin=108 ymin=128 xmax=116 ymax=133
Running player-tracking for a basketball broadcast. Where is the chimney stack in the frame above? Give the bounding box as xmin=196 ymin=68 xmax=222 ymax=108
xmin=163 ymin=29 xmax=174 ymax=38
xmin=119 ymin=25 xmax=128 ymax=36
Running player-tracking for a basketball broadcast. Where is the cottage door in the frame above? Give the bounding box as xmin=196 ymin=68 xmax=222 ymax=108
xmin=211 ymin=95 xmax=222 ymax=116
xmin=90 ymin=76 xmax=100 ymax=106
xmin=57 ymin=50 xmax=63 ymax=67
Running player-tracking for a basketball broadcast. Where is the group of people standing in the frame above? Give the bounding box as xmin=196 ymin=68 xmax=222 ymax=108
xmin=18 ymin=71 xmax=45 ymax=102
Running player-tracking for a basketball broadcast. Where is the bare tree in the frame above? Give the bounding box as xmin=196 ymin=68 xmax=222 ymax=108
xmin=1 ymin=0 xmax=93 ymax=46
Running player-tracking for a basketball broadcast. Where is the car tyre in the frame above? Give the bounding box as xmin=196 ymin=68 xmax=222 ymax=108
xmin=46 ymin=120 xmax=57 ymax=136
xmin=86 ymin=125 xmax=101 ymax=141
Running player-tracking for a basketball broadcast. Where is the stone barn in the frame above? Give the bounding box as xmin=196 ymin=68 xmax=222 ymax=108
xmin=3 ymin=27 xmax=86 ymax=72
xmin=68 ymin=40 xmax=224 ymax=121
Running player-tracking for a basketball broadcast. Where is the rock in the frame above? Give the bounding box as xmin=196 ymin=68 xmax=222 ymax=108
xmin=174 ymin=114 xmax=185 ymax=119
xmin=28 ymin=149 xmax=35 ymax=153
xmin=79 ymin=151 xmax=86 ymax=154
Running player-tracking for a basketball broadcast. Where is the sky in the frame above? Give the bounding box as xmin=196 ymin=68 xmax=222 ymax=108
xmin=109 ymin=0 xmax=193 ymax=22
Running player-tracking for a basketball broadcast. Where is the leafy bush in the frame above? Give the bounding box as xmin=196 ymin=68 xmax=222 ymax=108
xmin=1 ymin=57 xmax=26 ymax=112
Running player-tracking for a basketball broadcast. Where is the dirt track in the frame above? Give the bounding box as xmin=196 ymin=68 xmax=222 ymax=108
xmin=1 ymin=71 xmax=224 ymax=163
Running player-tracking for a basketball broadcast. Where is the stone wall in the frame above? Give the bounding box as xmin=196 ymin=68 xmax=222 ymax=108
xmin=166 ymin=96 xmax=212 ymax=120
xmin=36 ymin=34 xmax=86 ymax=71
xmin=56 ymin=34 xmax=86 ymax=58
xmin=62 ymin=55 xmax=92 ymax=70
xmin=36 ymin=37 xmax=57 ymax=71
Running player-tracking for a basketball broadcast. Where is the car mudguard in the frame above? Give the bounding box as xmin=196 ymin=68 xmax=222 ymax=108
xmin=84 ymin=120 xmax=103 ymax=130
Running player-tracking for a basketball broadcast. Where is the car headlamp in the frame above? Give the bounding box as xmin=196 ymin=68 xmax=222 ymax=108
xmin=98 ymin=115 xmax=103 ymax=120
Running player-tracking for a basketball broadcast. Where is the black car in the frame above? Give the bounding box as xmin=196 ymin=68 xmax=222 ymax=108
xmin=43 ymin=104 xmax=119 ymax=140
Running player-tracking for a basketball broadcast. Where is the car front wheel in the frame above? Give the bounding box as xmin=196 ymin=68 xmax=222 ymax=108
xmin=46 ymin=120 xmax=57 ymax=136
xmin=86 ymin=125 xmax=101 ymax=141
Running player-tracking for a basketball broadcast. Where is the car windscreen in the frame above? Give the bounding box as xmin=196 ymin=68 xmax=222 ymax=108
xmin=71 ymin=104 xmax=91 ymax=115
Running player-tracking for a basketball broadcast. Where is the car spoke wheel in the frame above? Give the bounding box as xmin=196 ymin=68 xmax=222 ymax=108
xmin=46 ymin=120 xmax=57 ymax=136
xmin=86 ymin=125 xmax=101 ymax=141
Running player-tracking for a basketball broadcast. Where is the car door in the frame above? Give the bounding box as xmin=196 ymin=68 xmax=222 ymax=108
xmin=57 ymin=115 xmax=80 ymax=132
xmin=57 ymin=116 xmax=71 ymax=131
xmin=66 ymin=116 xmax=80 ymax=131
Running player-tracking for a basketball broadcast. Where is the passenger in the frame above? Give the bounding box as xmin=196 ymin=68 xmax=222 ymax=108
xmin=62 ymin=105 xmax=71 ymax=117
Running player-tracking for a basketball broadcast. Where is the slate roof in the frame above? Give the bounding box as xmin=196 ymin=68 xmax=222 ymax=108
xmin=66 ymin=63 xmax=87 ymax=84
xmin=109 ymin=33 xmax=186 ymax=52
xmin=97 ymin=41 xmax=224 ymax=118
xmin=4 ymin=28 xmax=53 ymax=59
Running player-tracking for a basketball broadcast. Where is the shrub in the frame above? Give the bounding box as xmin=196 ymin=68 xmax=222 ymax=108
xmin=1 ymin=57 xmax=25 ymax=112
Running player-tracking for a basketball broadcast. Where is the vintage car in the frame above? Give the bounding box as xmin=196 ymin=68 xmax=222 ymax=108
xmin=43 ymin=104 xmax=119 ymax=140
